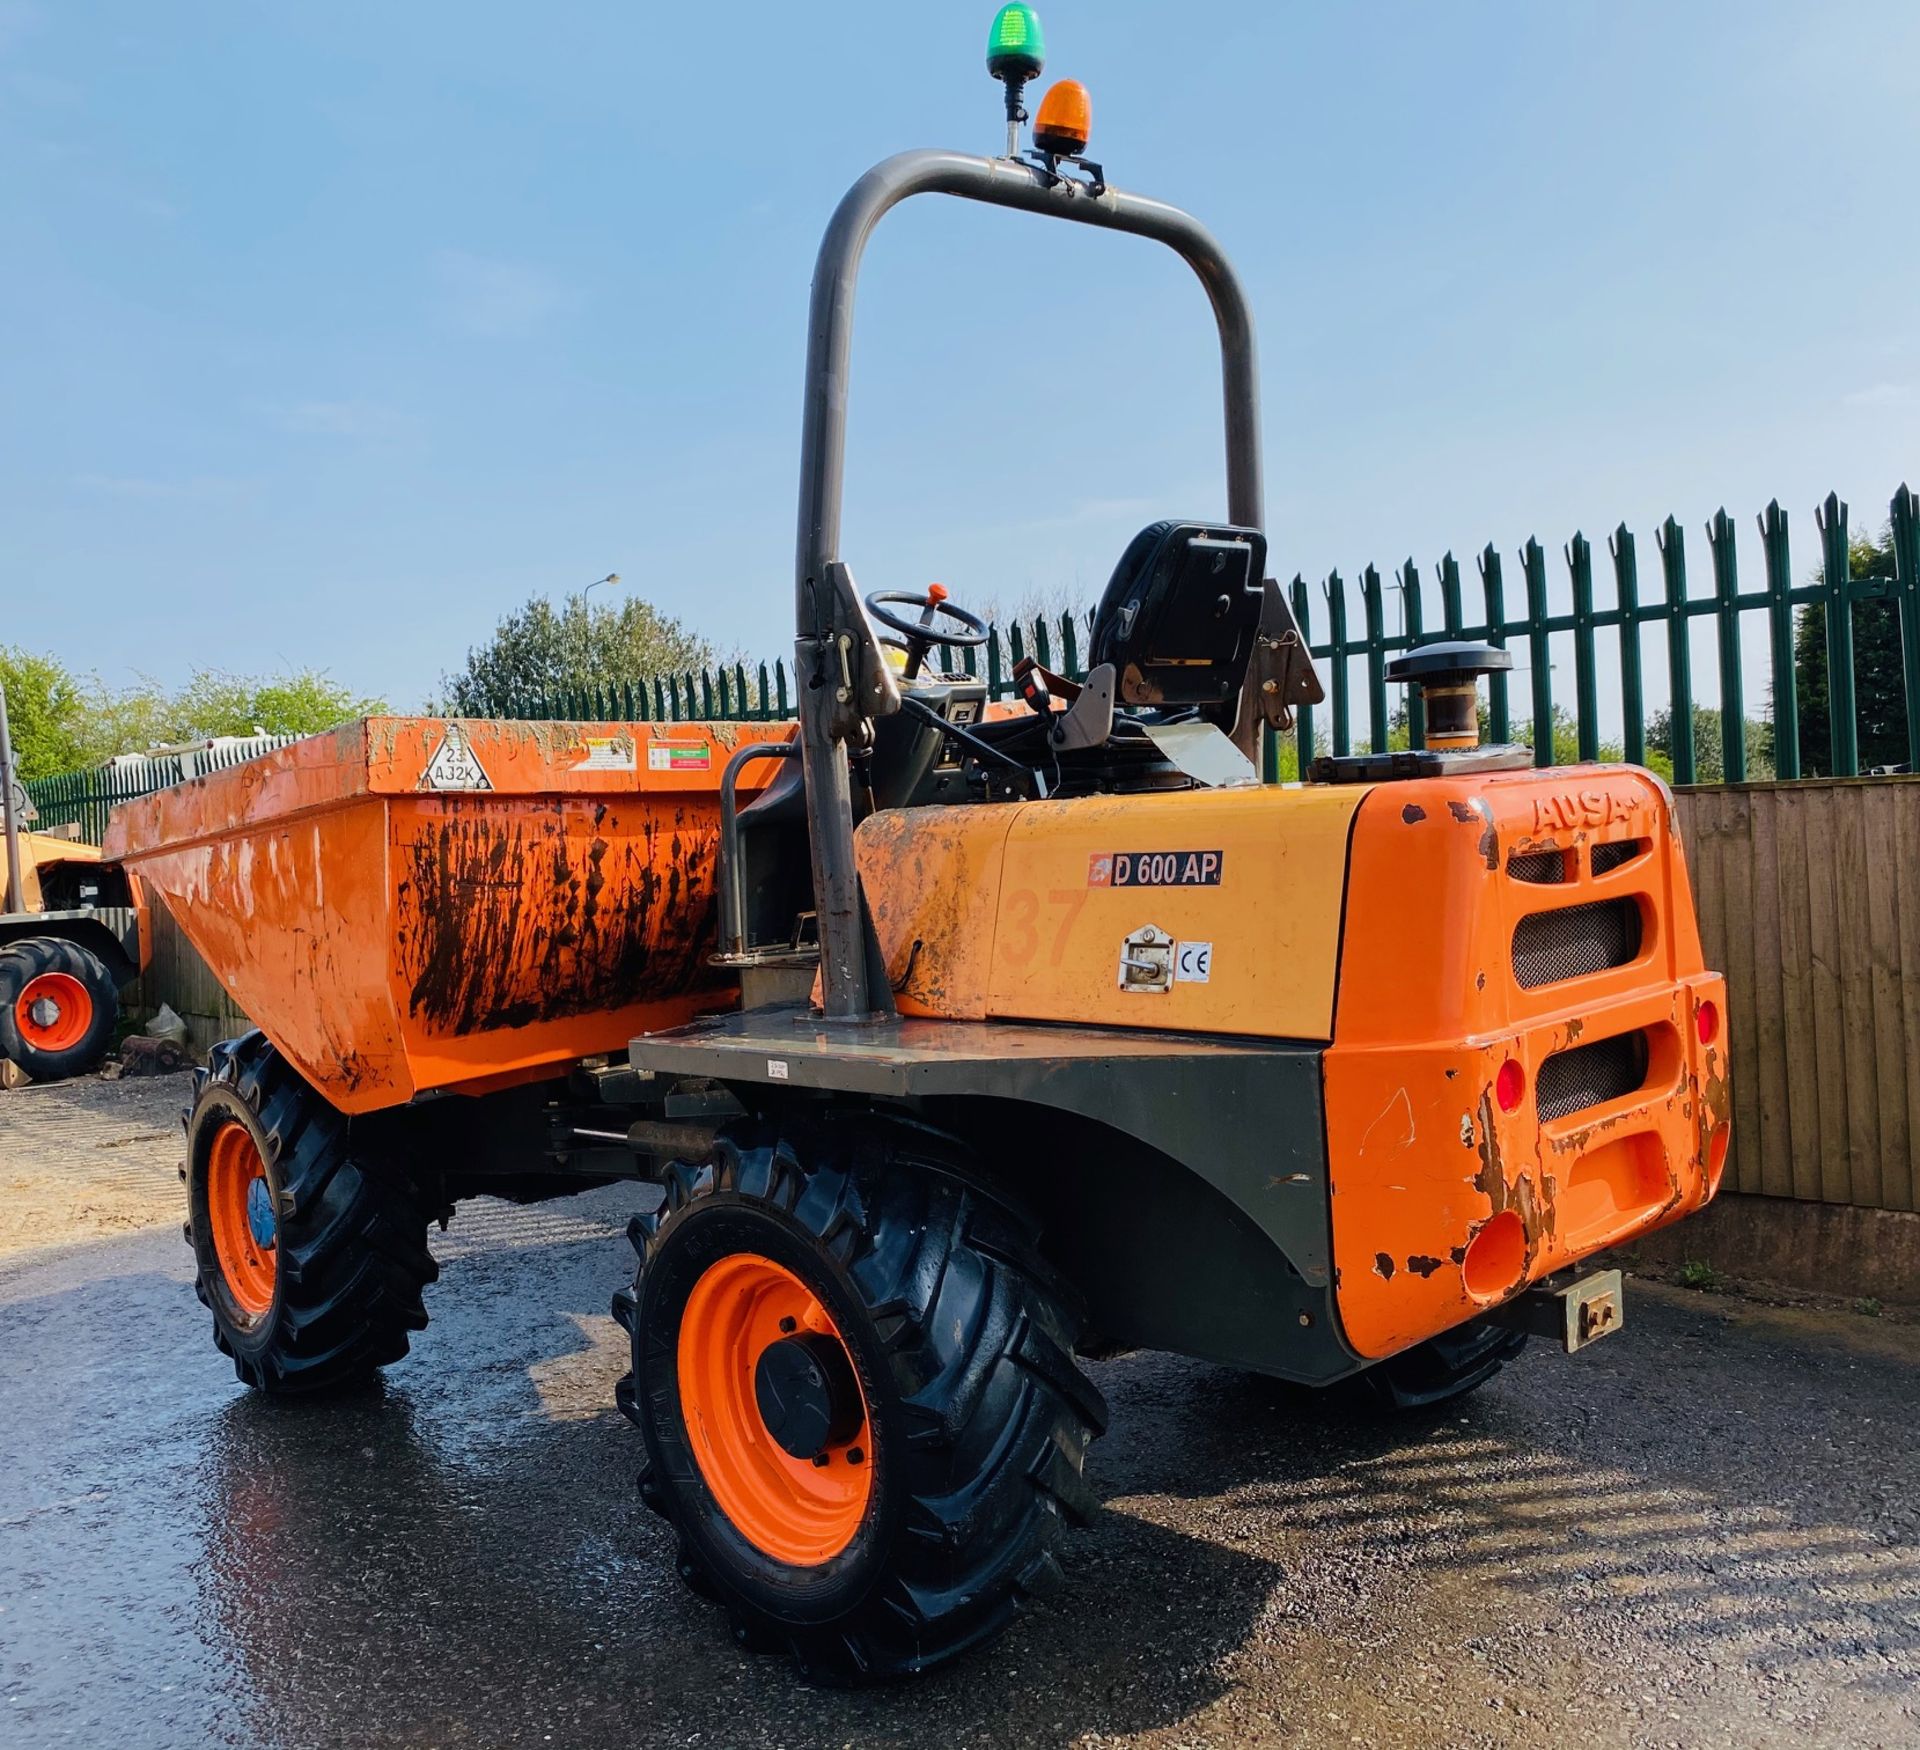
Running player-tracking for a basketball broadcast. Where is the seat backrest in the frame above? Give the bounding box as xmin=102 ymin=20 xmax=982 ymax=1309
xmin=1088 ymin=521 xmax=1267 ymax=708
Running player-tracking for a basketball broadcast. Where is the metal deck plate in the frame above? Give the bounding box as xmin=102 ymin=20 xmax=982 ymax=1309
xmin=629 ymin=1006 xmax=1296 ymax=1096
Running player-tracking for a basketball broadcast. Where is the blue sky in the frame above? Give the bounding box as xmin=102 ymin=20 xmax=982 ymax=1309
xmin=2 ymin=1 xmax=1917 ymax=728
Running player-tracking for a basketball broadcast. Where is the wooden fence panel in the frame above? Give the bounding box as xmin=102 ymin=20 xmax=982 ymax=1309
xmin=1675 ymin=778 xmax=1920 ymax=1212
xmin=141 ymin=901 xmax=250 ymax=1053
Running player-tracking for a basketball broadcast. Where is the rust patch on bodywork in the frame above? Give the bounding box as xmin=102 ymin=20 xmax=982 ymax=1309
xmin=1401 ymin=803 xmax=1427 ymax=824
xmin=1474 ymin=1089 xmax=1557 ymax=1253
xmin=395 ymin=798 xmax=721 ymax=1033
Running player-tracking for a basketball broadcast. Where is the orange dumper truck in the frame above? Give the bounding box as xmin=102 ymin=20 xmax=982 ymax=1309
xmin=105 ymin=11 xmax=1729 ymax=1684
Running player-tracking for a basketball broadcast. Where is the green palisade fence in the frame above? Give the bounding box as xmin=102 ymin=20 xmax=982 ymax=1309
xmin=1289 ymin=483 xmax=1920 ymax=784
xmin=25 ymin=485 xmax=1919 ymax=844
xmin=24 ymin=738 xmax=298 ymax=846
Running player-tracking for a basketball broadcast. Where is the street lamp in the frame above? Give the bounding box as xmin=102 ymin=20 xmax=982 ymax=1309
xmin=584 ymin=573 xmax=622 ymax=599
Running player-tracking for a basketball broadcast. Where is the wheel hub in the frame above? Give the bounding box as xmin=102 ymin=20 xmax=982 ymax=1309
xmin=13 ymin=970 xmax=92 ymax=1053
xmin=676 ymin=1251 xmax=874 ymax=1564
xmin=246 ymin=1176 xmax=278 ymax=1248
xmin=753 ymin=1332 xmax=863 ymax=1460
xmin=205 ymin=1120 xmax=277 ymax=1321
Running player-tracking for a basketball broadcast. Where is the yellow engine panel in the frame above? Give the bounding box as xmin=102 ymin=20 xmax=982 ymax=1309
xmin=855 ymin=785 xmax=1367 ymax=1040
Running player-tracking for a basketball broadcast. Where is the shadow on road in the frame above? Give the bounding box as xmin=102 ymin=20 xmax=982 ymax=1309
xmin=5 ymin=1192 xmax=1916 ymax=1749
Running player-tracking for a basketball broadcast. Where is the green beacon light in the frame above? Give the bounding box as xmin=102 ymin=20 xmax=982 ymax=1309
xmin=986 ymin=4 xmax=1046 ymax=159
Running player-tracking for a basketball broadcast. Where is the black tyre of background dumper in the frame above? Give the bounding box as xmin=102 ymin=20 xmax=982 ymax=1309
xmin=0 ymin=936 xmax=119 ymax=1081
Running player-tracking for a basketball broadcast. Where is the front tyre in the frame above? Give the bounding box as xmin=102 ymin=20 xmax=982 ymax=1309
xmin=184 ymin=1032 xmax=438 ymax=1393
xmin=0 ymin=936 xmax=118 ymax=1081
xmin=613 ymin=1126 xmax=1107 ymax=1683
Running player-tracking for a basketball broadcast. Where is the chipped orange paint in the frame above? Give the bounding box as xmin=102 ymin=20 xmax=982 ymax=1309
xmin=1324 ymin=765 xmax=1725 ymax=1359
xmin=104 ymin=718 xmax=792 ymax=1113
xmin=858 ymin=784 xmax=1366 ymax=1039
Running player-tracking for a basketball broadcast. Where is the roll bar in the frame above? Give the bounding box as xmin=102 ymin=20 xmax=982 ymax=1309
xmin=793 ymin=149 xmax=1266 ymax=1021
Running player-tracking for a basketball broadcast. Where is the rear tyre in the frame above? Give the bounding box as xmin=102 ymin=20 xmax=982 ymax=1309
xmin=183 ymin=1031 xmax=438 ymax=1393
xmin=0 ymin=936 xmax=118 ymax=1082
xmin=613 ymin=1125 xmax=1107 ymax=1683
xmin=1353 ymin=1316 xmax=1527 ymax=1411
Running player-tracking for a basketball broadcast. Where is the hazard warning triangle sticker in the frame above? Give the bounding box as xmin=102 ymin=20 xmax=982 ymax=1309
xmin=421 ymin=723 xmax=493 ymax=791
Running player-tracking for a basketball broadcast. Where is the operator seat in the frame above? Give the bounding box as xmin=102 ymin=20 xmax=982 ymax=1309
xmin=1088 ymin=521 xmax=1267 ymax=713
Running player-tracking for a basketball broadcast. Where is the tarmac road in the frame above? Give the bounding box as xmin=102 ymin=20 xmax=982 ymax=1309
xmin=1 ymin=1075 xmax=1917 ymax=1749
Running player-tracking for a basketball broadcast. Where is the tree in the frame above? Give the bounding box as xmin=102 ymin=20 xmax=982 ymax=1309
xmin=1792 ymin=528 xmax=1909 ymax=775
xmin=1645 ymin=704 xmax=1774 ymax=784
xmin=437 ymin=590 xmax=718 ymax=717
xmin=0 ymin=646 xmax=89 ymax=780
xmin=76 ymin=669 xmax=386 ymax=764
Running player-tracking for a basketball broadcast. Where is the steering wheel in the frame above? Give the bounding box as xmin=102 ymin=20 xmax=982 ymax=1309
xmin=865 ymin=585 xmax=988 ymax=680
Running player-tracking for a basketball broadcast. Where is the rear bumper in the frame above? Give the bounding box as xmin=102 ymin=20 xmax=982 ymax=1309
xmin=1323 ymin=766 xmax=1729 ymax=1361
xmin=1326 ymin=971 xmax=1727 ymax=1358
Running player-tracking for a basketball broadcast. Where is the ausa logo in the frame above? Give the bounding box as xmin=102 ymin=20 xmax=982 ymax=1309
xmin=1089 ymin=849 xmax=1224 ymax=887
xmin=1531 ymin=789 xmax=1634 ymax=834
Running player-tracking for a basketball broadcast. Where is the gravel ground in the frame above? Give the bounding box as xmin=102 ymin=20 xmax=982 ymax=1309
xmin=1 ymin=1072 xmax=1915 ymax=1749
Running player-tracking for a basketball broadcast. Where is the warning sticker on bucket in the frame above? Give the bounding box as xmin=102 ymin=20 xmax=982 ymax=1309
xmin=1088 ymin=850 xmax=1223 ymax=887
xmin=647 ymin=742 xmax=712 ymax=773
xmin=421 ymin=724 xmax=493 ymax=791
xmin=572 ymin=735 xmax=637 ymax=773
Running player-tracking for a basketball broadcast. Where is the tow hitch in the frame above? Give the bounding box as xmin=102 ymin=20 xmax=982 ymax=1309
xmin=1490 ymin=1268 xmax=1625 ymax=1354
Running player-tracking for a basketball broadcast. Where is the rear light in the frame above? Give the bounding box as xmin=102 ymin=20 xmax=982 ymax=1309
xmin=1495 ymin=1058 xmax=1526 ymax=1112
xmin=1695 ymin=999 xmax=1719 ymax=1045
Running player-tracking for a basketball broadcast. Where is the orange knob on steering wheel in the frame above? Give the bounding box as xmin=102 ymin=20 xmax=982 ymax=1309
xmin=865 ymin=587 xmax=988 ymax=680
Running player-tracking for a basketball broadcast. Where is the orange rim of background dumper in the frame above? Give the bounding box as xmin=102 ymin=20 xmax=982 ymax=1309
xmin=14 ymin=971 xmax=92 ymax=1053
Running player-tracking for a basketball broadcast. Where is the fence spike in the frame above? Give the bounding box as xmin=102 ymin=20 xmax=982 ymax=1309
xmin=1397 ymin=559 xmax=1425 ymax=748
xmin=1360 ymin=564 xmax=1387 ymax=754
xmin=1477 ymin=543 xmax=1511 ymax=743
xmin=1565 ymin=531 xmax=1599 ymax=763
xmin=1815 ymin=492 xmax=1857 ymax=777
xmin=1707 ymin=508 xmax=1746 ymax=782
xmin=1656 ymin=516 xmax=1696 ymax=784
xmin=1289 ymin=574 xmax=1316 ymax=772
xmin=1324 ymin=569 xmax=1350 ymax=756
xmin=1437 ymin=551 xmax=1464 ymax=636
xmin=1757 ymin=501 xmax=1799 ymax=781
xmin=1610 ymin=524 xmax=1646 ymax=768
xmin=1890 ymin=484 xmax=1920 ymax=772
xmin=1521 ymin=537 xmax=1553 ymax=767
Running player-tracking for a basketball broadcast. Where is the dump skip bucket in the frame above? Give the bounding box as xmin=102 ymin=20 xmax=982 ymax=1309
xmin=105 ymin=718 xmax=793 ymax=1113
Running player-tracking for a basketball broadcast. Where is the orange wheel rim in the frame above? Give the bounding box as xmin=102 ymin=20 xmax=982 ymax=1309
xmin=207 ymin=1122 xmax=277 ymax=1320
xmin=15 ymin=972 xmax=91 ymax=1053
xmin=677 ymin=1253 xmax=873 ymax=1565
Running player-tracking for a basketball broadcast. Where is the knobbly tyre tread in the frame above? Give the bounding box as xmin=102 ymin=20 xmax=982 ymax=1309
xmin=612 ymin=1125 xmax=1108 ymax=1683
xmin=183 ymin=1030 xmax=438 ymax=1393
xmin=1353 ymin=1315 xmax=1528 ymax=1411
xmin=0 ymin=935 xmax=119 ymax=1081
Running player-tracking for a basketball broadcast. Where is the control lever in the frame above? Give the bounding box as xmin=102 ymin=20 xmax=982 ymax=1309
xmin=1012 ymin=657 xmax=1115 ymax=752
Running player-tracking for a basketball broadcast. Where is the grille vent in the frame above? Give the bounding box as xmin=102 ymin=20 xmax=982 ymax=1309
xmin=1536 ymin=1030 xmax=1650 ymax=1121
xmin=1506 ymin=849 xmax=1567 ymax=884
xmin=1591 ymin=838 xmax=1649 ymax=876
xmin=1511 ymin=899 xmax=1643 ymax=989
